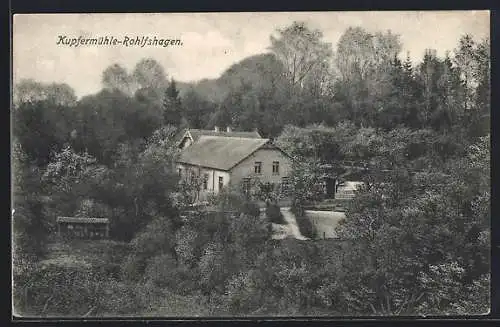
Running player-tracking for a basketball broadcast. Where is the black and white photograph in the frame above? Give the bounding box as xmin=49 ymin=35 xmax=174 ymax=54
xmin=11 ymin=11 xmax=490 ymax=317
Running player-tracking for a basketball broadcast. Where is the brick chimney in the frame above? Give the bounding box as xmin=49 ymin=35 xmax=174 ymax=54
xmin=214 ymin=125 xmax=219 ymax=132
xmin=226 ymin=126 xmax=232 ymax=132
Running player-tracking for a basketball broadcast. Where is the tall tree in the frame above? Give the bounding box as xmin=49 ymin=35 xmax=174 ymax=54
xmin=336 ymin=27 xmax=401 ymax=82
xmin=453 ymin=35 xmax=478 ymax=112
xmin=12 ymin=139 xmax=47 ymax=263
xmin=433 ymin=52 xmax=464 ymax=130
xmin=334 ymin=27 xmax=403 ymax=127
xmin=182 ymin=87 xmax=217 ymax=129
xmin=132 ymin=58 xmax=169 ymax=90
xmin=473 ymin=38 xmax=490 ymax=115
xmin=132 ymin=58 xmax=169 ymax=107
xmin=163 ymin=78 xmax=183 ymax=126
xmin=269 ymin=21 xmax=333 ymax=91
xmin=415 ymin=49 xmax=442 ymax=128
xmin=13 ymin=100 xmax=73 ymax=166
xmin=453 ymin=35 xmax=490 ymax=136
xmin=102 ymin=63 xmax=136 ymax=95
xmin=400 ymin=53 xmax=422 ymax=128
xmin=72 ymin=89 xmax=160 ymax=164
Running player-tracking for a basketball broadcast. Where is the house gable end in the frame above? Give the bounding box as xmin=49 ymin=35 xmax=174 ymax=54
xmin=178 ymin=130 xmax=194 ymax=149
xmin=228 ymin=141 xmax=292 ymax=171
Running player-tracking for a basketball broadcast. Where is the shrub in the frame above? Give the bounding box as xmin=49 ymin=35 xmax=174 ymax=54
xmin=266 ymin=204 xmax=285 ymax=225
xmin=295 ymin=215 xmax=317 ymax=239
xmin=242 ymin=201 xmax=261 ymax=218
xmin=13 ymin=263 xmax=143 ymax=317
xmin=121 ymin=254 xmax=148 ymax=282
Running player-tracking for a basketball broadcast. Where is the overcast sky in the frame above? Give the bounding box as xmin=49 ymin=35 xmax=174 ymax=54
xmin=13 ymin=11 xmax=489 ymax=98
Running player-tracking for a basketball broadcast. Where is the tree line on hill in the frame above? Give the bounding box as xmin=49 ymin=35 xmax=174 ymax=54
xmin=12 ymin=21 xmax=489 ymax=316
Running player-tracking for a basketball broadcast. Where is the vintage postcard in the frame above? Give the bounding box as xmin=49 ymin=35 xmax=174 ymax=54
xmin=12 ymin=11 xmax=490 ymax=318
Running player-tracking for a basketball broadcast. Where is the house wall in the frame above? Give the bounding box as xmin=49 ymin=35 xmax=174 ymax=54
xmin=176 ymin=163 xmax=230 ymax=201
xmin=229 ymin=148 xmax=292 ymax=187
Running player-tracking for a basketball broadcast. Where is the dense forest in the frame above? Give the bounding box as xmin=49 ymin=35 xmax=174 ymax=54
xmin=12 ymin=22 xmax=490 ymax=316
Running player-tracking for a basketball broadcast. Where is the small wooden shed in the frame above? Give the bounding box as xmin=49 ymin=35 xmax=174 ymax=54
xmin=56 ymin=217 xmax=110 ymax=239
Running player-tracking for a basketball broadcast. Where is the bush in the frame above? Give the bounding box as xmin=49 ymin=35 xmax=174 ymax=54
xmin=295 ymin=215 xmax=317 ymax=239
xmin=242 ymin=201 xmax=261 ymax=218
xmin=121 ymin=254 xmax=148 ymax=282
xmin=266 ymin=204 xmax=285 ymax=225
xmin=13 ymin=263 xmax=143 ymax=317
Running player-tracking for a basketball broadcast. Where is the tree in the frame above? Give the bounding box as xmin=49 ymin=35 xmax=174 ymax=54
xmin=13 ymin=79 xmax=46 ymax=105
xmin=336 ymin=27 xmax=401 ymax=82
xmin=469 ymin=37 xmax=490 ymax=137
xmin=163 ymin=78 xmax=183 ymax=126
xmin=399 ymin=52 xmax=422 ymax=128
xmin=415 ymin=49 xmax=443 ymax=128
xmin=287 ymin=159 xmax=326 ymax=214
xmin=453 ymin=35 xmax=477 ymax=112
xmin=413 ymin=48 xmax=467 ymax=131
xmin=132 ymin=58 xmax=169 ymax=108
xmin=207 ymin=53 xmax=290 ymax=136
xmin=182 ymin=87 xmax=216 ymax=129
xmin=41 ymin=145 xmax=110 ymax=220
xmin=13 ymin=80 xmax=78 ymax=165
xmin=13 ymin=79 xmax=77 ymax=107
xmin=132 ymin=58 xmax=169 ymax=90
xmin=102 ymin=63 xmax=136 ymax=95
xmin=13 ymin=100 xmax=73 ymax=166
xmin=432 ymin=52 xmax=464 ymax=130
xmin=12 ymin=139 xmax=47 ymax=265
xmin=334 ymin=27 xmax=402 ymax=127
xmin=269 ymin=21 xmax=333 ymax=91
xmin=368 ymin=55 xmax=407 ymax=129
xmin=473 ymin=38 xmax=490 ymax=115
xmin=333 ymin=132 xmax=490 ymax=315
xmin=72 ymin=90 xmax=149 ymax=164
xmin=112 ymin=127 xmax=180 ymax=240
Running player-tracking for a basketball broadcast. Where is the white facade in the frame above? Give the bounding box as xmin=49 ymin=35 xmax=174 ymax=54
xmin=176 ymin=163 xmax=231 ymax=201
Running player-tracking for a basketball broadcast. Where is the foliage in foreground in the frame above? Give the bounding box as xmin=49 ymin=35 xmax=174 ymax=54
xmin=12 ymin=23 xmax=490 ymax=317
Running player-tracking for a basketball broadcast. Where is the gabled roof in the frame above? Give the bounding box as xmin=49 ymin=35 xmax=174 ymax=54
xmin=175 ymin=128 xmax=262 ymax=147
xmin=189 ymin=129 xmax=262 ymax=140
xmin=57 ymin=217 xmax=109 ymax=224
xmin=177 ymin=136 xmax=271 ymax=171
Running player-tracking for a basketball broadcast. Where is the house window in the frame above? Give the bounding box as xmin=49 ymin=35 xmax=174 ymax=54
xmin=281 ymin=177 xmax=290 ymax=193
xmin=178 ymin=168 xmax=182 ymax=176
xmin=203 ymin=174 xmax=209 ymax=190
xmin=272 ymin=161 xmax=280 ymax=175
xmin=218 ymin=176 xmax=224 ymax=191
xmin=254 ymin=161 xmax=262 ymax=174
xmin=242 ymin=177 xmax=251 ymax=194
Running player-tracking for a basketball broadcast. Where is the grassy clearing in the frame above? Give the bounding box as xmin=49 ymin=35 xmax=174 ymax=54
xmin=42 ymin=239 xmax=131 ymax=270
xmin=304 ymin=210 xmax=346 ymax=239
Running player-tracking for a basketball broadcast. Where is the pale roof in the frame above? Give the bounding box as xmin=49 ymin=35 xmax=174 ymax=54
xmin=188 ymin=129 xmax=262 ymax=140
xmin=57 ymin=217 xmax=109 ymax=224
xmin=175 ymin=128 xmax=262 ymax=146
xmin=177 ymin=136 xmax=271 ymax=171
